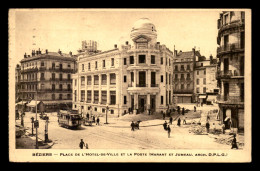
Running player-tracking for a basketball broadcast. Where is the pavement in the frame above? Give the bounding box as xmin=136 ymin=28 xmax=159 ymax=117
xmin=14 ymin=103 xmax=243 ymax=149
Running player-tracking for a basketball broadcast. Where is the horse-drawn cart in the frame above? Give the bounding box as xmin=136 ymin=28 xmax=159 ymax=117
xmin=83 ymin=118 xmax=95 ymax=126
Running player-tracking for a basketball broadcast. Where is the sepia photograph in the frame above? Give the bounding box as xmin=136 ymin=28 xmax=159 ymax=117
xmin=8 ymin=8 xmax=251 ymax=162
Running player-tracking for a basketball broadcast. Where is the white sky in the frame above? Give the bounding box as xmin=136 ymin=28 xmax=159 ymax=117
xmin=13 ymin=9 xmax=221 ymax=66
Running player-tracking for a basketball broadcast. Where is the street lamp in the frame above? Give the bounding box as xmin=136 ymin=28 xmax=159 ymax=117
xmin=45 ymin=116 xmax=49 ymax=143
xmin=31 ymin=117 xmax=34 ymax=135
xmin=105 ymin=105 xmax=109 ymax=124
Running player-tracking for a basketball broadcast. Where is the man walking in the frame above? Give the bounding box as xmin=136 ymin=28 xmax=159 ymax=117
xmin=167 ymin=125 xmax=171 ymax=138
xmin=96 ymin=117 xmax=100 ymax=125
xmin=183 ymin=117 xmax=187 ymax=125
xmin=169 ymin=116 xmax=173 ymax=125
xmin=163 ymin=121 xmax=168 ymax=130
xmin=86 ymin=113 xmax=89 ymax=120
xmin=231 ymin=134 xmax=238 ymax=149
xmin=206 ymin=122 xmax=210 ymax=133
xmin=79 ymin=139 xmax=85 ymax=149
xmin=182 ymin=107 xmax=185 ymax=115
xmin=163 ymin=112 xmax=166 ymax=120
xmin=131 ymin=121 xmax=135 ymax=131
xmin=177 ymin=118 xmax=181 ymax=126
xmin=194 ymin=106 xmax=196 ymax=112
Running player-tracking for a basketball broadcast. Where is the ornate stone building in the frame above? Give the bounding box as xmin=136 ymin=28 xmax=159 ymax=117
xmin=216 ymin=11 xmax=245 ymax=131
xmin=72 ymin=18 xmax=174 ymax=117
xmin=18 ymin=49 xmax=77 ymax=112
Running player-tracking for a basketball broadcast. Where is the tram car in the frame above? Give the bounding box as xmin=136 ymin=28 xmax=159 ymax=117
xmin=57 ymin=110 xmax=83 ymax=129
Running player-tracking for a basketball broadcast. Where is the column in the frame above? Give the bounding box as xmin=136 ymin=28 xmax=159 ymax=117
xmin=107 ymin=73 xmax=110 ymax=105
xmin=134 ymin=70 xmax=137 ymax=87
xmin=148 ymin=70 xmax=151 ymax=88
xmin=147 ymin=94 xmax=151 ymax=114
xmin=98 ymin=74 xmax=101 ymax=104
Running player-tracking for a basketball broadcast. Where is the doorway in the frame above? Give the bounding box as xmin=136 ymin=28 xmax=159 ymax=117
xmin=224 ymin=58 xmax=229 ymax=74
xmin=138 ymin=95 xmax=147 ymax=113
xmin=150 ymin=95 xmax=156 ymax=112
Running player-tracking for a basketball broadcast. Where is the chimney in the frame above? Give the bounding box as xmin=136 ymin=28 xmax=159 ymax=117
xmin=69 ymin=51 xmax=72 ymax=56
xmin=210 ymin=55 xmax=213 ymax=64
xmin=114 ymin=44 xmax=117 ymax=48
xmin=38 ymin=48 xmax=41 ymax=54
xmin=24 ymin=53 xmax=27 ymax=58
xmin=36 ymin=50 xmax=39 ymax=55
xmin=174 ymin=50 xmax=177 ymax=57
xmin=45 ymin=49 xmax=48 ymax=54
xmin=32 ymin=50 xmax=35 ymax=56
xmin=192 ymin=48 xmax=195 ymax=55
xmin=126 ymin=41 xmax=128 ymax=45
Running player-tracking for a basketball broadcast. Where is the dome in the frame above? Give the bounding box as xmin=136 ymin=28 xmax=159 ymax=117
xmin=130 ymin=18 xmax=157 ymax=43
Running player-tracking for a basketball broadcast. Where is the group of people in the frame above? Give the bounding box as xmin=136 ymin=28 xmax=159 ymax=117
xmin=79 ymin=139 xmax=89 ymax=149
xmin=86 ymin=113 xmax=100 ymax=125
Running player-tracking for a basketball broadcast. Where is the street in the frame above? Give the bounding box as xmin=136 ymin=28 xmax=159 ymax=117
xmin=16 ymin=105 xmax=232 ymax=149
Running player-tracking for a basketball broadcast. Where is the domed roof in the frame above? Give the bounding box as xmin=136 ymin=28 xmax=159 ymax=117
xmin=132 ymin=18 xmax=156 ymax=31
xmin=130 ymin=18 xmax=157 ymax=43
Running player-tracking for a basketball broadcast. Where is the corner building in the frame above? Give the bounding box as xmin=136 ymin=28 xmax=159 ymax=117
xmin=72 ymin=18 xmax=174 ymax=117
xmin=216 ymin=11 xmax=245 ymax=131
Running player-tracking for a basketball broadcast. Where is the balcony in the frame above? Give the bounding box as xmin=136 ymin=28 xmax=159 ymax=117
xmin=21 ymin=68 xmax=38 ymax=73
xmin=39 ymin=66 xmax=47 ymax=71
xmin=216 ymin=70 xmax=244 ymax=79
xmin=136 ymin=84 xmax=148 ymax=87
xmin=217 ymin=43 xmax=244 ymax=55
xmin=37 ymin=89 xmax=72 ymax=93
xmin=49 ymin=67 xmax=75 ymax=73
xmin=49 ymin=78 xmax=72 ymax=82
xmin=217 ymin=95 xmax=244 ymax=104
xmin=173 ymin=89 xmax=194 ymax=94
xmin=151 ymin=84 xmax=159 ymax=87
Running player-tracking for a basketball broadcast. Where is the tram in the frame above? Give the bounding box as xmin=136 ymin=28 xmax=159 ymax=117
xmin=57 ymin=110 xmax=83 ymax=129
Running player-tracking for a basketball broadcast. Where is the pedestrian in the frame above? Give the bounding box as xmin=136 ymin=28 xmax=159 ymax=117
xmin=231 ymin=134 xmax=238 ymax=149
xmin=85 ymin=142 xmax=89 ymax=149
xmin=177 ymin=106 xmax=180 ymax=114
xmin=213 ymin=123 xmax=216 ymax=134
xmin=182 ymin=107 xmax=185 ymax=115
xmin=93 ymin=115 xmax=95 ymax=123
xmin=177 ymin=118 xmax=181 ymax=126
xmin=96 ymin=117 xmax=100 ymax=125
xmin=206 ymin=122 xmax=210 ymax=133
xmin=194 ymin=106 xmax=196 ymax=112
xmin=128 ymin=107 xmax=131 ymax=114
xmin=163 ymin=121 xmax=168 ymax=130
xmin=183 ymin=117 xmax=187 ymax=125
xmin=201 ymin=102 xmax=203 ymax=107
xmin=148 ymin=109 xmax=151 ymax=115
xmin=207 ymin=113 xmax=210 ymax=121
xmin=86 ymin=113 xmax=89 ymax=120
xmin=167 ymin=125 xmax=171 ymax=138
xmin=131 ymin=121 xmax=135 ymax=131
xmin=163 ymin=112 xmax=166 ymax=120
xmin=79 ymin=139 xmax=85 ymax=149
xmin=221 ymin=123 xmax=225 ymax=134
xmin=169 ymin=116 xmax=173 ymax=125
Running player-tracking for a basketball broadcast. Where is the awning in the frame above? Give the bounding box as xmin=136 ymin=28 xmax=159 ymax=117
xmin=207 ymin=95 xmax=216 ymax=101
xmin=27 ymin=100 xmax=41 ymax=107
xmin=16 ymin=101 xmax=27 ymax=105
xmin=199 ymin=95 xmax=207 ymax=99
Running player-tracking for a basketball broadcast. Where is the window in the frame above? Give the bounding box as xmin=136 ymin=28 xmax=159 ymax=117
xmin=82 ymin=64 xmax=84 ymax=71
xmin=187 ymin=84 xmax=190 ymax=89
xmin=87 ymin=76 xmax=91 ymax=85
xmin=224 ymin=14 xmax=228 ymax=25
xmin=151 ymin=55 xmax=155 ymax=64
xmin=169 ymin=59 xmax=171 ymax=66
xmin=169 ymin=74 xmax=171 ymax=85
xmin=181 ymin=84 xmax=184 ymax=90
xmin=102 ymin=108 xmax=106 ymax=113
xmin=52 ymin=94 xmax=55 ymax=100
xmin=187 ymin=65 xmax=190 ymax=70
xmin=59 ymin=84 xmax=62 ymax=90
xmin=204 ymin=70 xmax=206 ymax=75
xmin=124 ymin=58 xmax=127 ymax=65
xmin=161 ymin=75 xmax=163 ymax=82
xmin=175 ymin=74 xmax=178 ymax=80
xmin=130 ymin=56 xmax=134 ymax=64
xmin=161 ymin=57 xmax=163 ymax=65
xmin=68 ymin=74 xmax=71 ymax=80
xmin=131 ymin=72 xmax=134 ymax=82
xmin=166 ymin=73 xmax=168 ymax=84
xmin=181 ymin=65 xmax=184 ymax=71
xmin=75 ymin=79 xmax=77 ymax=86
xmin=88 ymin=63 xmax=91 ymax=70
xmin=74 ymin=90 xmax=77 ymax=102
xmin=81 ymin=90 xmax=85 ymax=102
xmin=124 ymin=75 xmax=127 ymax=83
xmin=161 ymin=96 xmax=163 ymax=105
xmin=139 ymin=55 xmax=146 ymax=63
xmin=52 ymin=73 xmax=55 ymax=80
xmin=181 ymin=74 xmax=184 ymax=80
xmin=101 ymin=74 xmax=107 ymax=85
xmin=59 ymin=94 xmax=62 ymax=100
xmin=111 ymin=58 xmax=114 ymax=66
xmin=94 ymin=107 xmax=97 ymax=111
xmin=197 ymin=79 xmax=200 ymax=85
xmin=81 ymin=76 xmax=85 ymax=86
xmin=68 ymin=84 xmax=71 ymax=91
xmin=197 ymin=88 xmax=200 ymax=93
xmin=67 ymin=94 xmax=71 ymax=100
xmin=241 ymin=32 xmax=245 ymax=49
xmin=101 ymin=91 xmax=107 ymax=104
xmin=95 ymin=61 xmax=98 ymax=69
xmin=41 ymin=73 xmax=44 ymax=79
xmin=59 ymin=64 xmax=63 ymax=70
xmin=68 ymin=64 xmax=71 ymax=68
xmin=103 ymin=60 xmax=106 ymax=68
xmin=41 ymin=62 xmax=44 ymax=66
xmin=52 ymin=63 xmax=55 ymax=69
xmin=110 ymin=91 xmax=116 ymax=105
xmin=203 ymin=87 xmax=206 ymax=93
xmin=87 ymin=91 xmax=91 ymax=103
xmin=94 ymin=91 xmax=99 ymax=104
xmin=201 ymin=63 xmax=203 ymax=67
xmin=166 ymin=58 xmax=167 ymax=65
xmin=175 ymin=65 xmax=178 ymax=71
xmin=197 ymin=71 xmax=199 ymax=75
xmin=203 ymin=78 xmax=206 ymax=85
xmin=52 ymin=84 xmax=55 ymax=90
xmin=110 ymin=109 xmax=114 ymax=114
xmin=110 ymin=73 xmax=116 ymax=85
xmin=187 ymin=73 xmax=190 ymax=79
xmin=59 ymin=73 xmax=62 ymax=81
xmin=124 ymin=96 xmax=127 ymax=104
xmin=94 ymin=75 xmax=99 ymax=85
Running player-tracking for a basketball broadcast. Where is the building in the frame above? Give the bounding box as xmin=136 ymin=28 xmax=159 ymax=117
xmin=15 ymin=64 xmax=21 ymax=102
xmin=194 ymin=55 xmax=219 ymax=105
xmin=72 ymin=18 xmax=174 ymax=117
xmin=18 ymin=48 xmax=77 ymax=112
xmin=77 ymin=40 xmax=101 ymax=55
xmin=172 ymin=48 xmax=201 ymax=103
xmin=216 ymin=11 xmax=245 ymax=131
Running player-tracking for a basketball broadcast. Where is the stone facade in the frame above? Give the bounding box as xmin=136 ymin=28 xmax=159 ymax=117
xmin=72 ymin=18 xmax=174 ymax=117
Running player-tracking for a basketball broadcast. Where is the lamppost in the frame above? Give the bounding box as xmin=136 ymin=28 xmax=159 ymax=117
xmin=31 ymin=117 xmax=34 ymax=135
xmin=21 ymin=112 xmax=24 ymax=127
xmin=105 ymin=105 xmax=109 ymax=124
xmin=45 ymin=116 xmax=49 ymax=143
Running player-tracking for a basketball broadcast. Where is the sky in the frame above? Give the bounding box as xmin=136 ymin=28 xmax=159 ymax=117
xmin=13 ymin=9 xmax=221 ymax=66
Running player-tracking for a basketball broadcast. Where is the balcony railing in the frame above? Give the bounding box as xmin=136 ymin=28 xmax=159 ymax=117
xmin=21 ymin=68 xmax=38 ymax=73
xmin=217 ymin=43 xmax=244 ymax=55
xmin=39 ymin=66 xmax=47 ymax=71
xmin=173 ymin=89 xmax=194 ymax=94
xmin=49 ymin=78 xmax=72 ymax=82
xmin=151 ymin=84 xmax=159 ymax=87
xmin=216 ymin=70 xmax=244 ymax=79
xmin=136 ymin=84 xmax=148 ymax=87
xmin=217 ymin=95 xmax=244 ymax=103
xmin=49 ymin=67 xmax=75 ymax=73
xmin=37 ymin=89 xmax=72 ymax=93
